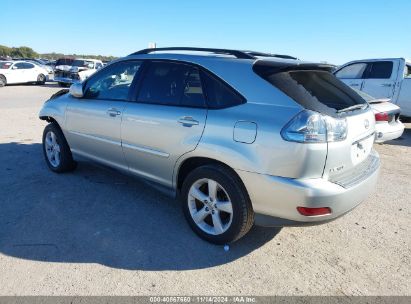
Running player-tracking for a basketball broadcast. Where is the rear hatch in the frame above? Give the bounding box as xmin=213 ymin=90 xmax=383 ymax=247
xmin=254 ymin=60 xmax=377 ymax=187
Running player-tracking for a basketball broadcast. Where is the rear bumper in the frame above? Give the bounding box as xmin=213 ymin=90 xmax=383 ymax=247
xmin=236 ymin=151 xmax=380 ymax=226
xmin=375 ymin=121 xmax=405 ymax=143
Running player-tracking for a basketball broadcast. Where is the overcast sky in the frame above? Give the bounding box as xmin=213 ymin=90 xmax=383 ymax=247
xmin=1 ymin=0 xmax=410 ymax=64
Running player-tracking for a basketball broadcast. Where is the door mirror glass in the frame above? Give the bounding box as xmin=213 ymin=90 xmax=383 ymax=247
xmin=69 ymin=82 xmax=84 ymax=98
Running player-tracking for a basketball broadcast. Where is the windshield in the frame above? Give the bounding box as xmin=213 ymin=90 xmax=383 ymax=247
xmin=55 ymin=58 xmax=74 ymax=66
xmin=0 ymin=61 xmax=12 ymax=69
xmin=72 ymin=60 xmax=94 ymax=68
xmin=254 ymin=65 xmax=367 ymax=116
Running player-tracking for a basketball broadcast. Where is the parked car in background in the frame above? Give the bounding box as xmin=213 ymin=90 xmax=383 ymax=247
xmin=354 ymin=89 xmax=404 ymax=143
xmin=39 ymin=47 xmax=380 ymax=244
xmin=0 ymin=60 xmax=48 ymax=86
xmin=21 ymin=59 xmax=54 ymax=75
xmin=334 ymin=58 xmax=411 ymax=117
xmin=54 ymin=58 xmax=75 ymax=86
xmin=45 ymin=60 xmax=56 ymax=71
xmin=54 ymin=58 xmax=103 ymax=87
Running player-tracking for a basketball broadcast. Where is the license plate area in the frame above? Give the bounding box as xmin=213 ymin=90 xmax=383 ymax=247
xmin=351 ymin=133 xmax=374 ymax=165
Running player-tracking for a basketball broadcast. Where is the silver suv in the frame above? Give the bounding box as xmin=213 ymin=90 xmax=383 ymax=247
xmin=39 ymin=47 xmax=380 ymax=244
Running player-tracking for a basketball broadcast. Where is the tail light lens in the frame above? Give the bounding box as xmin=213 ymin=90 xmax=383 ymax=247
xmin=281 ymin=110 xmax=347 ymax=143
xmin=297 ymin=206 xmax=332 ymax=216
xmin=375 ymin=112 xmax=389 ymax=122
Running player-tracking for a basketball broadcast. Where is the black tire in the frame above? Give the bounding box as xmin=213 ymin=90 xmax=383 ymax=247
xmin=181 ymin=164 xmax=254 ymax=244
xmin=0 ymin=75 xmax=6 ymax=87
xmin=42 ymin=123 xmax=77 ymax=173
xmin=37 ymin=74 xmax=46 ymax=85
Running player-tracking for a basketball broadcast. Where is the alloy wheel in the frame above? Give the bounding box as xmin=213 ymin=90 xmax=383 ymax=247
xmin=187 ymin=178 xmax=234 ymax=235
xmin=45 ymin=131 xmax=61 ymax=167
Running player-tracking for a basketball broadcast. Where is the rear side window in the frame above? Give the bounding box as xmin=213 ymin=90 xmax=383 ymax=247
xmin=405 ymin=64 xmax=411 ymax=78
xmin=200 ymin=71 xmax=245 ymax=109
xmin=137 ymin=61 xmax=206 ymax=108
xmin=23 ymin=63 xmax=35 ymax=69
xmin=255 ymin=68 xmax=366 ymax=115
xmin=335 ymin=63 xmax=367 ymax=79
xmin=366 ymin=61 xmax=393 ymax=79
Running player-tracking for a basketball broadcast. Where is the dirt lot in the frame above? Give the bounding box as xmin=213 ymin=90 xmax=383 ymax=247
xmin=0 ymin=83 xmax=410 ymax=296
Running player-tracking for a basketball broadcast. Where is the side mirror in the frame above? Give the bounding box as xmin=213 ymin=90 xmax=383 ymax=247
xmin=12 ymin=66 xmax=18 ymax=70
xmin=69 ymin=82 xmax=84 ymax=98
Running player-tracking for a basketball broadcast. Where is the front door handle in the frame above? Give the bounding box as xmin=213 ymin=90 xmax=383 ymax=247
xmin=349 ymin=83 xmax=360 ymax=87
xmin=380 ymin=83 xmax=392 ymax=87
xmin=178 ymin=116 xmax=199 ymax=127
xmin=107 ymin=108 xmax=121 ymax=117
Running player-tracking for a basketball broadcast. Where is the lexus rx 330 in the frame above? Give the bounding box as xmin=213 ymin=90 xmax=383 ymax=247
xmin=39 ymin=47 xmax=380 ymax=244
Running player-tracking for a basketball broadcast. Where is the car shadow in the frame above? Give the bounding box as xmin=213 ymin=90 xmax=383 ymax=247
xmin=4 ymin=82 xmax=61 ymax=89
xmin=0 ymin=142 xmax=281 ymax=271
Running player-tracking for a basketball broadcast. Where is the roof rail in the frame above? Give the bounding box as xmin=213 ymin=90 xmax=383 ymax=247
xmin=243 ymin=51 xmax=298 ymax=60
xmin=130 ymin=47 xmax=255 ymax=59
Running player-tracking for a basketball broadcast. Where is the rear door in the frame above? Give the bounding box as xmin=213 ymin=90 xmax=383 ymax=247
xmin=394 ymin=62 xmax=411 ymax=116
xmin=23 ymin=62 xmax=38 ymax=82
xmin=121 ymin=61 xmax=207 ymax=187
xmin=65 ymin=60 xmax=143 ymax=170
xmin=361 ymin=61 xmax=398 ymax=98
xmin=335 ymin=62 xmax=367 ymax=90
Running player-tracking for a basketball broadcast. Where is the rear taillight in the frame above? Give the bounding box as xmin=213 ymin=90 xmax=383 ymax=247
xmin=297 ymin=206 xmax=332 ymax=216
xmin=281 ymin=110 xmax=347 ymax=143
xmin=375 ymin=112 xmax=389 ymax=122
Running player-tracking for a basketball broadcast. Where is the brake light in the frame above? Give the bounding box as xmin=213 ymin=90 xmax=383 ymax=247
xmin=375 ymin=112 xmax=389 ymax=122
xmin=297 ymin=206 xmax=332 ymax=216
xmin=281 ymin=110 xmax=347 ymax=143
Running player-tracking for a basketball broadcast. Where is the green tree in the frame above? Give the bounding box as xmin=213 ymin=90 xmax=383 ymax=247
xmin=0 ymin=45 xmax=12 ymax=57
xmin=10 ymin=46 xmax=38 ymax=58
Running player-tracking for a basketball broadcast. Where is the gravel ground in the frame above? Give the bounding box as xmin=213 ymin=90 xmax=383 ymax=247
xmin=0 ymin=83 xmax=410 ymax=296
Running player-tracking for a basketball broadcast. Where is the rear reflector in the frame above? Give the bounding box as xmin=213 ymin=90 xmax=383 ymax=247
xmin=375 ymin=112 xmax=389 ymax=122
xmin=297 ymin=206 xmax=332 ymax=216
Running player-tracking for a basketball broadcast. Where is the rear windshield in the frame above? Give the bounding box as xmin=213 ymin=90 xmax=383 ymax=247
xmin=255 ymin=67 xmax=367 ymax=116
xmin=72 ymin=60 xmax=94 ymax=67
xmin=55 ymin=58 xmax=74 ymax=66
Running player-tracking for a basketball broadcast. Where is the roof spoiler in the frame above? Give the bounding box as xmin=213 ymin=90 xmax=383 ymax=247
xmin=253 ymin=60 xmax=336 ymax=76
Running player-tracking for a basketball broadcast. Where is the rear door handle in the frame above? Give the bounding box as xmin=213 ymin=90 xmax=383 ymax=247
xmin=178 ymin=116 xmax=199 ymax=127
xmin=380 ymin=83 xmax=392 ymax=87
xmin=107 ymin=108 xmax=121 ymax=117
xmin=349 ymin=83 xmax=359 ymax=87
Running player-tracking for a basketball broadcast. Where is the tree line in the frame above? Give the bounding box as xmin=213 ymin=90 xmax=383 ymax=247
xmin=0 ymin=45 xmax=117 ymax=62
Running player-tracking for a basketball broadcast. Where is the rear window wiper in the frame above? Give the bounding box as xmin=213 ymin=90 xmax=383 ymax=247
xmin=337 ymin=103 xmax=367 ymax=113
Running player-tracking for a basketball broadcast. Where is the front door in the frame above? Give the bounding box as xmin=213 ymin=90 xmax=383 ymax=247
xmin=335 ymin=62 xmax=367 ymax=90
xmin=9 ymin=62 xmax=28 ymax=83
xmin=121 ymin=61 xmax=207 ymax=187
xmin=65 ymin=60 xmax=143 ymax=170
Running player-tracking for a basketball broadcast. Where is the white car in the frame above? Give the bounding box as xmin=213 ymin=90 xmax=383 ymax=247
xmin=54 ymin=58 xmax=103 ymax=86
xmin=334 ymin=58 xmax=411 ymax=117
xmin=0 ymin=61 xmax=49 ymax=87
xmin=355 ymin=89 xmax=404 ymax=143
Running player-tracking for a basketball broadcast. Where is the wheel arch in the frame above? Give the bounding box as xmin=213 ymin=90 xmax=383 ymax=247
xmin=174 ymin=156 xmax=248 ymax=195
xmin=39 ymin=99 xmax=68 ymax=130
